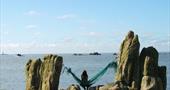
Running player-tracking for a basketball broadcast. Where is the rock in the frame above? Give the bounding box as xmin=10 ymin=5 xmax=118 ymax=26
xmin=89 ymin=85 xmax=104 ymax=90
xmin=115 ymin=31 xmax=140 ymax=88
xmin=25 ymin=54 xmax=63 ymax=90
xmin=108 ymin=84 xmax=119 ymax=90
xmin=26 ymin=59 xmax=42 ymax=90
xmin=112 ymin=31 xmax=167 ymax=90
xmin=139 ymin=47 xmax=159 ymax=76
xmin=99 ymin=83 xmax=114 ymax=90
xmin=158 ymin=66 xmax=167 ymax=90
xmin=139 ymin=47 xmax=166 ymax=90
xmin=143 ymin=56 xmax=158 ymax=76
xmin=67 ymin=84 xmax=80 ymax=90
xmin=99 ymin=82 xmax=130 ymax=90
xmin=140 ymin=76 xmax=163 ymax=90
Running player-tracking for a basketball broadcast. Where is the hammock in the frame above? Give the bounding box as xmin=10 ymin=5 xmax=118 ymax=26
xmin=63 ymin=60 xmax=117 ymax=88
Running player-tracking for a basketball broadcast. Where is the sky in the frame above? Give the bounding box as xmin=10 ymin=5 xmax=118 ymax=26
xmin=0 ymin=0 xmax=170 ymax=54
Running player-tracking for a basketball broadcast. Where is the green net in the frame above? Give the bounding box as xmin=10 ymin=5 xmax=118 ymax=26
xmin=63 ymin=60 xmax=117 ymax=88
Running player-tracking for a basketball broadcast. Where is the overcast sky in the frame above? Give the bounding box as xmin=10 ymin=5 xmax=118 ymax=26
xmin=0 ymin=0 xmax=170 ymax=54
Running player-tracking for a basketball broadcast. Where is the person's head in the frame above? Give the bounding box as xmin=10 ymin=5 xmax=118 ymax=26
xmin=83 ymin=70 xmax=87 ymax=75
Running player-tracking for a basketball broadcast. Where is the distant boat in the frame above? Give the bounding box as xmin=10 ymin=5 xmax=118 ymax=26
xmin=89 ymin=52 xmax=101 ymax=55
xmin=17 ymin=54 xmax=23 ymax=56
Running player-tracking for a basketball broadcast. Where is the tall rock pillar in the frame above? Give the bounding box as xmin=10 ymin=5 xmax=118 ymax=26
xmin=140 ymin=47 xmax=166 ymax=90
xmin=115 ymin=31 xmax=140 ymax=88
xmin=25 ymin=54 xmax=63 ymax=90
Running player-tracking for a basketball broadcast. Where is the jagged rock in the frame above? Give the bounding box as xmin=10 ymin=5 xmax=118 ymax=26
xmin=158 ymin=66 xmax=167 ymax=90
xmin=108 ymin=84 xmax=119 ymax=90
xmin=115 ymin=31 xmax=140 ymax=88
xmin=139 ymin=47 xmax=159 ymax=76
xmin=112 ymin=31 xmax=167 ymax=90
xmin=99 ymin=82 xmax=130 ymax=90
xmin=99 ymin=83 xmax=113 ymax=90
xmin=25 ymin=54 xmax=63 ymax=90
xmin=143 ymin=56 xmax=158 ymax=76
xmin=67 ymin=84 xmax=80 ymax=90
xmin=26 ymin=59 xmax=42 ymax=90
xmin=140 ymin=76 xmax=163 ymax=90
xmin=139 ymin=47 xmax=166 ymax=90
xmin=139 ymin=47 xmax=159 ymax=85
xmin=89 ymin=85 xmax=104 ymax=90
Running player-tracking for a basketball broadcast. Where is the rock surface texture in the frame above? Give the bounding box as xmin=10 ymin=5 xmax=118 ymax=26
xmin=115 ymin=31 xmax=140 ymax=89
xmin=67 ymin=84 xmax=81 ymax=90
xmin=26 ymin=54 xmax=63 ymax=90
xmin=99 ymin=31 xmax=167 ymax=90
xmin=140 ymin=47 xmax=166 ymax=90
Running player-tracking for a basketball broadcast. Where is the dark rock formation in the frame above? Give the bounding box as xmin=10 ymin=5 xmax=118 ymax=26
xmin=158 ymin=66 xmax=167 ymax=90
xmin=140 ymin=47 xmax=166 ymax=90
xmin=25 ymin=54 xmax=63 ymax=90
xmin=140 ymin=76 xmax=163 ymax=90
xmin=89 ymin=52 xmax=101 ymax=55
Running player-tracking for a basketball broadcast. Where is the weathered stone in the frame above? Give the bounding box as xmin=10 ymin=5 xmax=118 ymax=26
xmin=89 ymin=85 xmax=104 ymax=90
xmin=115 ymin=31 xmax=140 ymax=88
xmin=158 ymin=66 xmax=167 ymax=90
xmin=143 ymin=56 xmax=158 ymax=76
xmin=139 ymin=47 xmax=167 ymax=90
xmin=99 ymin=81 xmax=131 ymax=90
xmin=140 ymin=76 xmax=163 ymax=90
xmin=112 ymin=31 xmax=167 ymax=90
xmin=99 ymin=83 xmax=114 ymax=90
xmin=108 ymin=84 xmax=119 ymax=90
xmin=67 ymin=84 xmax=80 ymax=90
xmin=26 ymin=59 xmax=42 ymax=90
xmin=25 ymin=54 xmax=63 ymax=90
xmin=139 ymin=47 xmax=159 ymax=76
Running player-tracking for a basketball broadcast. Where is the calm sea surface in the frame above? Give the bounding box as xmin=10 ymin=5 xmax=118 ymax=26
xmin=0 ymin=53 xmax=169 ymax=90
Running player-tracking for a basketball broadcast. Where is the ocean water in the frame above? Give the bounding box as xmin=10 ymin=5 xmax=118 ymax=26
xmin=0 ymin=53 xmax=169 ymax=90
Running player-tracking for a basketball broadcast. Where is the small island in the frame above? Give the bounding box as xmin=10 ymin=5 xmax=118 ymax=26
xmin=17 ymin=54 xmax=23 ymax=57
xmin=89 ymin=52 xmax=101 ymax=55
xmin=73 ymin=53 xmax=83 ymax=56
xmin=113 ymin=53 xmax=117 ymax=55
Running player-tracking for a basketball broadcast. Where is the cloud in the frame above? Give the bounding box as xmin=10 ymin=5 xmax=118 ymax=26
xmin=0 ymin=43 xmax=54 ymax=54
xmin=87 ymin=31 xmax=101 ymax=37
xmin=56 ymin=14 xmax=76 ymax=20
xmin=140 ymin=37 xmax=170 ymax=52
xmin=89 ymin=32 xmax=97 ymax=36
xmin=25 ymin=10 xmax=40 ymax=16
xmin=26 ymin=25 xmax=38 ymax=29
xmin=33 ymin=31 xmax=41 ymax=36
xmin=63 ymin=37 xmax=73 ymax=43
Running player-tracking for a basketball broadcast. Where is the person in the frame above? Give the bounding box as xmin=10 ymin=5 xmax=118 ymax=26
xmin=81 ymin=70 xmax=89 ymax=90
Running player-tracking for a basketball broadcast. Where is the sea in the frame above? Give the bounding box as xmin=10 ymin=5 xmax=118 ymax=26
xmin=0 ymin=53 xmax=169 ymax=90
